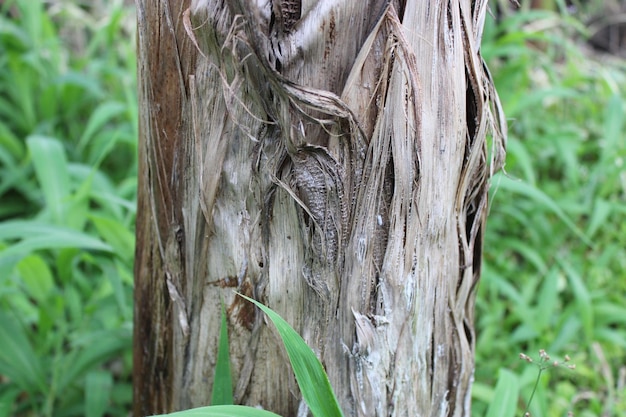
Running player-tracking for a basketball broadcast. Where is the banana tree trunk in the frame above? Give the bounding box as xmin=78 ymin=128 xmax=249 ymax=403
xmin=133 ymin=1 xmax=506 ymax=416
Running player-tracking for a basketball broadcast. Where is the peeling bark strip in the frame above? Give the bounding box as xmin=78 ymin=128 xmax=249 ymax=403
xmin=134 ymin=0 xmax=506 ymax=416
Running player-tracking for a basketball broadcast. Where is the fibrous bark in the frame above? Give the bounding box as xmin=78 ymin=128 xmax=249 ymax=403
xmin=134 ymin=1 xmax=506 ymax=416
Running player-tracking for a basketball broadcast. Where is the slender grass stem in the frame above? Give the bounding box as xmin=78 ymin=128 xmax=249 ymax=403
xmin=522 ymin=367 xmax=544 ymax=417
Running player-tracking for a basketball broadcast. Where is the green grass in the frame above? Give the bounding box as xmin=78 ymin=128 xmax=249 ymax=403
xmin=1 ymin=0 xmax=625 ymax=416
xmin=0 ymin=0 xmax=136 ymax=416
xmin=474 ymin=3 xmax=626 ymax=416
xmin=153 ymin=294 xmax=344 ymax=417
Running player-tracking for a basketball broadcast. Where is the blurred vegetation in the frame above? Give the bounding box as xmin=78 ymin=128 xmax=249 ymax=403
xmin=0 ymin=0 xmax=136 ymax=416
xmin=0 ymin=0 xmax=624 ymax=416
xmin=475 ymin=1 xmax=626 ymax=416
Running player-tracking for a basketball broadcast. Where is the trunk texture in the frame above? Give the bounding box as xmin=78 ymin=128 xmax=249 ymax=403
xmin=133 ymin=0 xmax=506 ymax=416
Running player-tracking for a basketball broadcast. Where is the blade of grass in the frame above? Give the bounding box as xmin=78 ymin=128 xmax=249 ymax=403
xmin=485 ymin=368 xmax=519 ymax=417
xmin=16 ymin=254 xmax=55 ymax=303
xmin=211 ymin=301 xmax=233 ymax=406
xmin=0 ymin=220 xmax=112 ymax=266
xmin=151 ymin=405 xmax=283 ymax=417
xmin=238 ymin=293 xmax=344 ymax=417
xmin=85 ymin=370 xmax=113 ymax=417
xmin=27 ymin=135 xmax=71 ymax=224
xmin=89 ymin=215 xmax=135 ymax=262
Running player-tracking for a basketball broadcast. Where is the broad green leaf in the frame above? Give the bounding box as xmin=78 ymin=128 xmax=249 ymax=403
xmin=239 ymin=294 xmax=344 ymax=417
xmin=211 ymin=302 xmax=233 ymax=406
xmin=510 ymin=323 xmax=539 ymax=344
xmin=485 ymin=369 xmax=519 ymax=417
xmin=27 ymin=135 xmax=71 ymax=224
xmin=56 ymin=247 xmax=79 ymax=285
xmin=85 ymin=370 xmax=113 ymax=417
xmin=471 ymin=381 xmax=494 ymax=405
xmin=16 ymin=254 xmax=55 ymax=302
xmin=89 ymin=215 xmax=135 ymax=262
xmin=0 ymin=220 xmax=112 ymax=266
xmin=151 ymin=405 xmax=282 ymax=417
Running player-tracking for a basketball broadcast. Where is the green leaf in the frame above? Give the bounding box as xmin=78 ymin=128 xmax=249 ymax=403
xmin=64 ymin=285 xmax=83 ymax=325
xmin=151 ymin=405 xmax=283 ymax=417
xmin=471 ymin=382 xmax=494 ymax=405
xmin=485 ymin=369 xmax=519 ymax=417
xmin=0 ymin=220 xmax=112 ymax=267
xmin=27 ymin=135 xmax=71 ymax=224
xmin=506 ymin=86 xmax=578 ymax=118
xmin=89 ymin=215 xmax=135 ymax=262
xmin=16 ymin=254 xmax=55 ymax=302
xmin=238 ymin=294 xmax=344 ymax=417
xmin=85 ymin=370 xmax=113 ymax=417
xmin=211 ymin=302 xmax=233 ymax=406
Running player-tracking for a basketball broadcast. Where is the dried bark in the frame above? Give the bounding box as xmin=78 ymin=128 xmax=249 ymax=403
xmin=134 ymin=0 xmax=506 ymax=416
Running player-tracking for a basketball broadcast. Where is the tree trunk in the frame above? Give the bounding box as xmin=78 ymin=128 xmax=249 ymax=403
xmin=133 ymin=1 xmax=506 ymax=416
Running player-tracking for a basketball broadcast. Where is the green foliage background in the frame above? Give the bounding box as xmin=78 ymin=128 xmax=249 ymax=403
xmin=0 ymin=0 xmax=136 ymax=415
xmin=0 ymin=0 xmax=624 ymax=416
